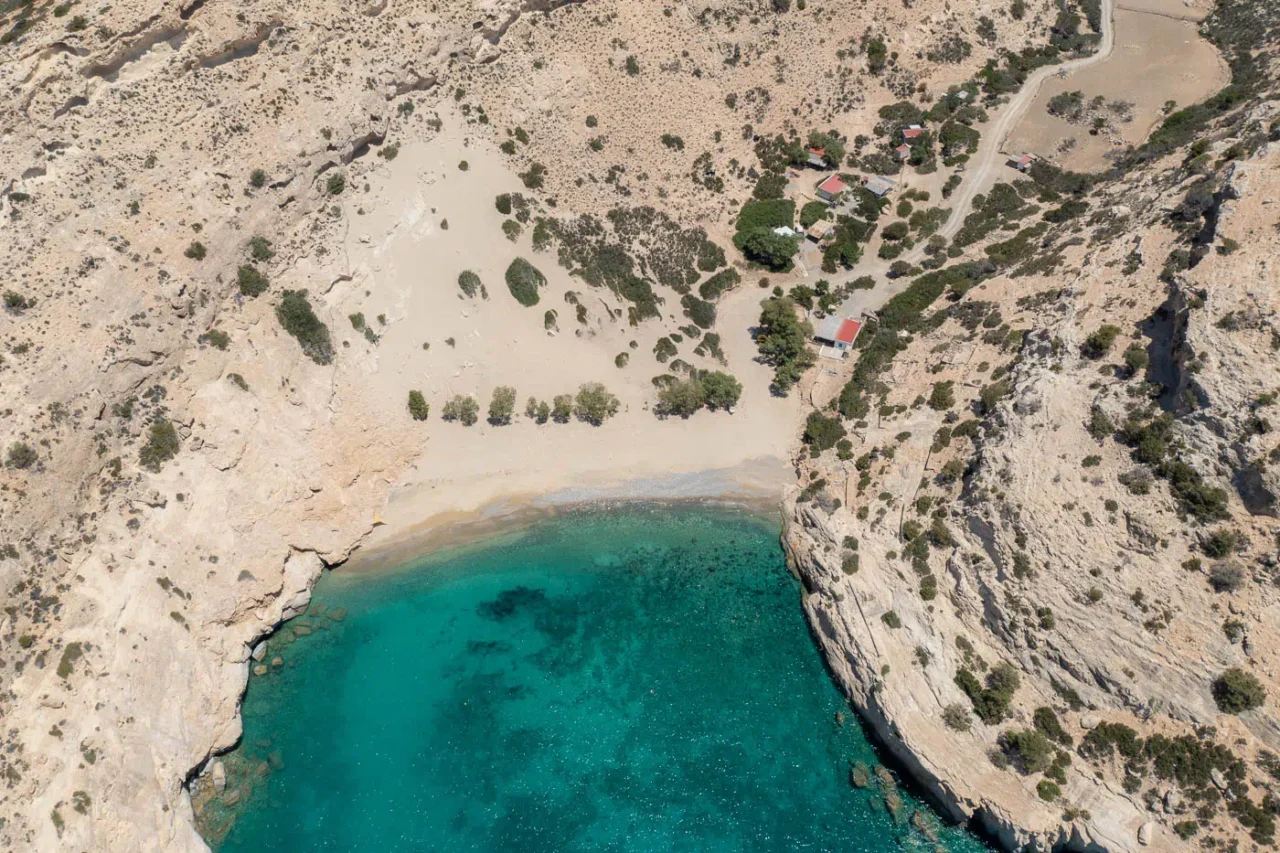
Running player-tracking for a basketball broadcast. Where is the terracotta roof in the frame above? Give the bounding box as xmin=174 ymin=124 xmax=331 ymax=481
xmin=894 ymin=144 xmax=911 ymax=158
xmin=835 ymin=319 xmax=861 ymax=345
xmin=902 ymin=127 xmax=924 ymax=140
xmin=817 ymin=174 xmax=847 ymax=194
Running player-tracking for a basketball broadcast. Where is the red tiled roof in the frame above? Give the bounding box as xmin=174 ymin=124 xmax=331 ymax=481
xmin=835 ymin=319 xmax=861 ymax=345
xmin=818 ymin=175 xmax=847 ymax=194
xmin=895 ymin=144 xmax=911 ymax=157
xmin=809 ymin=146 xmax=826 ymax=157
xmin=902 ymin=127 xmax=924 ymax=139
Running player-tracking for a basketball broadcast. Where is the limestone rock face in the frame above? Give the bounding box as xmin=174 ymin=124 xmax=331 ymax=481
xmin=782 ymin=137 xmax=1280 ymax=852
xmin=0 ymin=0 xmax=1074 ymax=849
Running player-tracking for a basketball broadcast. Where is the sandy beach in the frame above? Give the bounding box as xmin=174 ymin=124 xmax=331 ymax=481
xmin=326 ymin=109 xmax=802 ymax=567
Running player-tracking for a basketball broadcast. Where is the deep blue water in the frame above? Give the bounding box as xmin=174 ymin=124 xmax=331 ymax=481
xmin=206 ymin=505 xmax=987 ymax=852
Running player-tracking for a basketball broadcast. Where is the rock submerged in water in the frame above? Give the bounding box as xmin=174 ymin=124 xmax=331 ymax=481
xmin=911 ymin=809 xmax=939 ymax=842
xmin=849 ymin=762 xmax=872 ymax=788
xmin=252 ymin=664 xmax=268 ymax=677
xmin=874 ymin=765 xmax=896 ymax=789
xmin=294 ymin=624 xmax=313 ymax=637
xmin=883 ymin=787 xmax=904 ymax=821
xmin=327 ymin=607 xmax=347 ymax=622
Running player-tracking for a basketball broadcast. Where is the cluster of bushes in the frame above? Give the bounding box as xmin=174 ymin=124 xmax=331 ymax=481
xmin=438 ymin=384 xmax=620 ymax=427
xmin=954 ymin=661 xmax=1021 ymax=724
xmin=733 ymin=200 xmax=798 ymax=272
xmin=1078 ymin=714 xmax=1276 ymax=842
xmin=754 ymin=296 xmax=815 ymax=394
xmin=697 ymin=268 xmax=740 ymax=301
xmin=653 ymin=371 xmax=743 ymax=417
xmin=505 ymin=258 xmax=545 ymax=306
xmin=837 ymin=262 xmax=993 ymax=423
xmin=1117 ymin=408 xmax=1229 ymax=521
xmin=276 ymin=290 xmax=334 ymax=365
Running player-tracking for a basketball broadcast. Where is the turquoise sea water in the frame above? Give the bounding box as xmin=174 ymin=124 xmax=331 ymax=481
xmin=208 ymin=505 xmax=988 ymax=853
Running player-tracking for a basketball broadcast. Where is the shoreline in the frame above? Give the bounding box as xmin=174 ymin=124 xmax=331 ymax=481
xmin=341 ymin=459 xmax=792 ymax=574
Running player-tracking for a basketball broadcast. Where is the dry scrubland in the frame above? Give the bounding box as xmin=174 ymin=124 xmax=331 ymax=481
xmin=0 ymin=0 xmax=1278 ymax=850
xmin=783 ymin=0 xmax=1280 ymax=849
xmin=0 ymin=0 xmax=1071 ymax=849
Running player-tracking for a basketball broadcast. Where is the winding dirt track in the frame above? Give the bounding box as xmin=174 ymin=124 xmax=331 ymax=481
xmin=835 ymin=0 xmax=1116 ymax=316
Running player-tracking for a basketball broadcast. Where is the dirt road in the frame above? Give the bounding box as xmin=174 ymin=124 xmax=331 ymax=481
xmin=834 ymin=0 xmax=1116 ymax=317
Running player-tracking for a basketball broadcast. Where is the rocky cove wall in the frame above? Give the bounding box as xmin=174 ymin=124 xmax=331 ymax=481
xmin=780 ymin=494 xmax=1141 ymax=853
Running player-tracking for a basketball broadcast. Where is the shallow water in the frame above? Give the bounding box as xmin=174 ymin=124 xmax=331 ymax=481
xmin=208 ymin=505 xmax=989 ymax=852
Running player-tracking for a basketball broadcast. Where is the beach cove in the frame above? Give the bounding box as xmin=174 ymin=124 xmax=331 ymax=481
xmin=195 ymin=505 xmax=991 ymax=852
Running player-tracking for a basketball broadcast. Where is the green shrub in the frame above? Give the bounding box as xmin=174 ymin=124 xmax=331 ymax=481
xmin=1032 ymin=707 xmax=1073 ymax=746
xmin=1202 ymin=529 xmax=1241 ymax=558
xmin=681 ymin=294 xmax=716 ymax=329
xmin=1036 ymin=780 xmax=1061 ymax=801
xmin=237 ymin=265 xmax=269 ymax=297
xmin=1213 ymin=668 xmax=1265 ymax=713
xmin=249 ymin=169 xmax=267 ymax=189
xmin=3 ymin=290 xmax=33 ymax=315
xmin=408 ymin=391 xmax=429 ymax=421
xmin=139 ymin=420 xmax=180 ymax=472
xmin=656 ymin=378 xmax=707 ymax=418
xmin=56 ymin=642 xmax=83 ymax=679
xmin=799 ymin=201 xmax=829 ymax=229
xmin=274 ymin=290 xmax=333 ymax=364
xmin=881 ymin=611 xmax=902 ymax=629
xmin=804 ymin=411 xmax=846 ymax=452
xmin=551 ymin=394 xmax=573 ymax=423
xmin=442 ymin=395 xmax=479 ymax=426
xmin=505 ymin=258 xmax=545 ymax=306
xmin=1082 ymin=324 xmax=1121 ymax=358
xmin=199 ymin=330 xmax=231 ymax=350
xmin=6 ymin=442 xmax=37 ymax=469
xmin=999 ymin=729 xmax=1054 ymax=774
xmin=698 ymin=268 xmax=741 ymax=301
xmin=326 ymin=172 xmax=346 ymax=195
xmin=495 ymin=194 xmax=512 ymax=215
xmin=702 ymin=371 xmax=742 ymax=411
xmin=755 ymin=297 xmax=815 ymax=394
xmin=574 ymin=383 xmax=619 ymax=425
xmin=458 ymin=270 xmax=485 ymax=298
xmin=955 ymin=661 xmax=1020 ymax=724
xmin=928 ymin=381 xmax=955 ymax=410
xmin=185 ymin=242 xmax=207 ymax=261
xmin=942 ymin=703 xmax=972 ymax=732
xmin=519 ymin=163 xmax=546 ymax=190
xmin=488 ymin=386 xmax=517 ymax=425
xmin=248 ymin=236 xmax=274 ymax=262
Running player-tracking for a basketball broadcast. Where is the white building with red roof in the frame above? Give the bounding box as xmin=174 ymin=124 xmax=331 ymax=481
xmin=815 ymin=315 xmax=863 ymax=353
xmin=815 ymin=174 xmax=848 ymax=202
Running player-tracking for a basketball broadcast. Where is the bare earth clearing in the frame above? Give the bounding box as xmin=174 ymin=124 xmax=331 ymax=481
xmin=1006 ymin=9 xmax=1228 ymax=171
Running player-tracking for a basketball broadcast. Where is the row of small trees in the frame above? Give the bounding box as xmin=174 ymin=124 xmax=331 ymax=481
xmin=407 ymin=383 xmax=621 ymax=427
xmin=409 ymin=370 xmax=746 ymax=426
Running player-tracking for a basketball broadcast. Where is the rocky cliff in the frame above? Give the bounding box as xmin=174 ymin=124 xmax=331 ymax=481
xmin=782 ymin=84 xmax=1280 ymax=851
